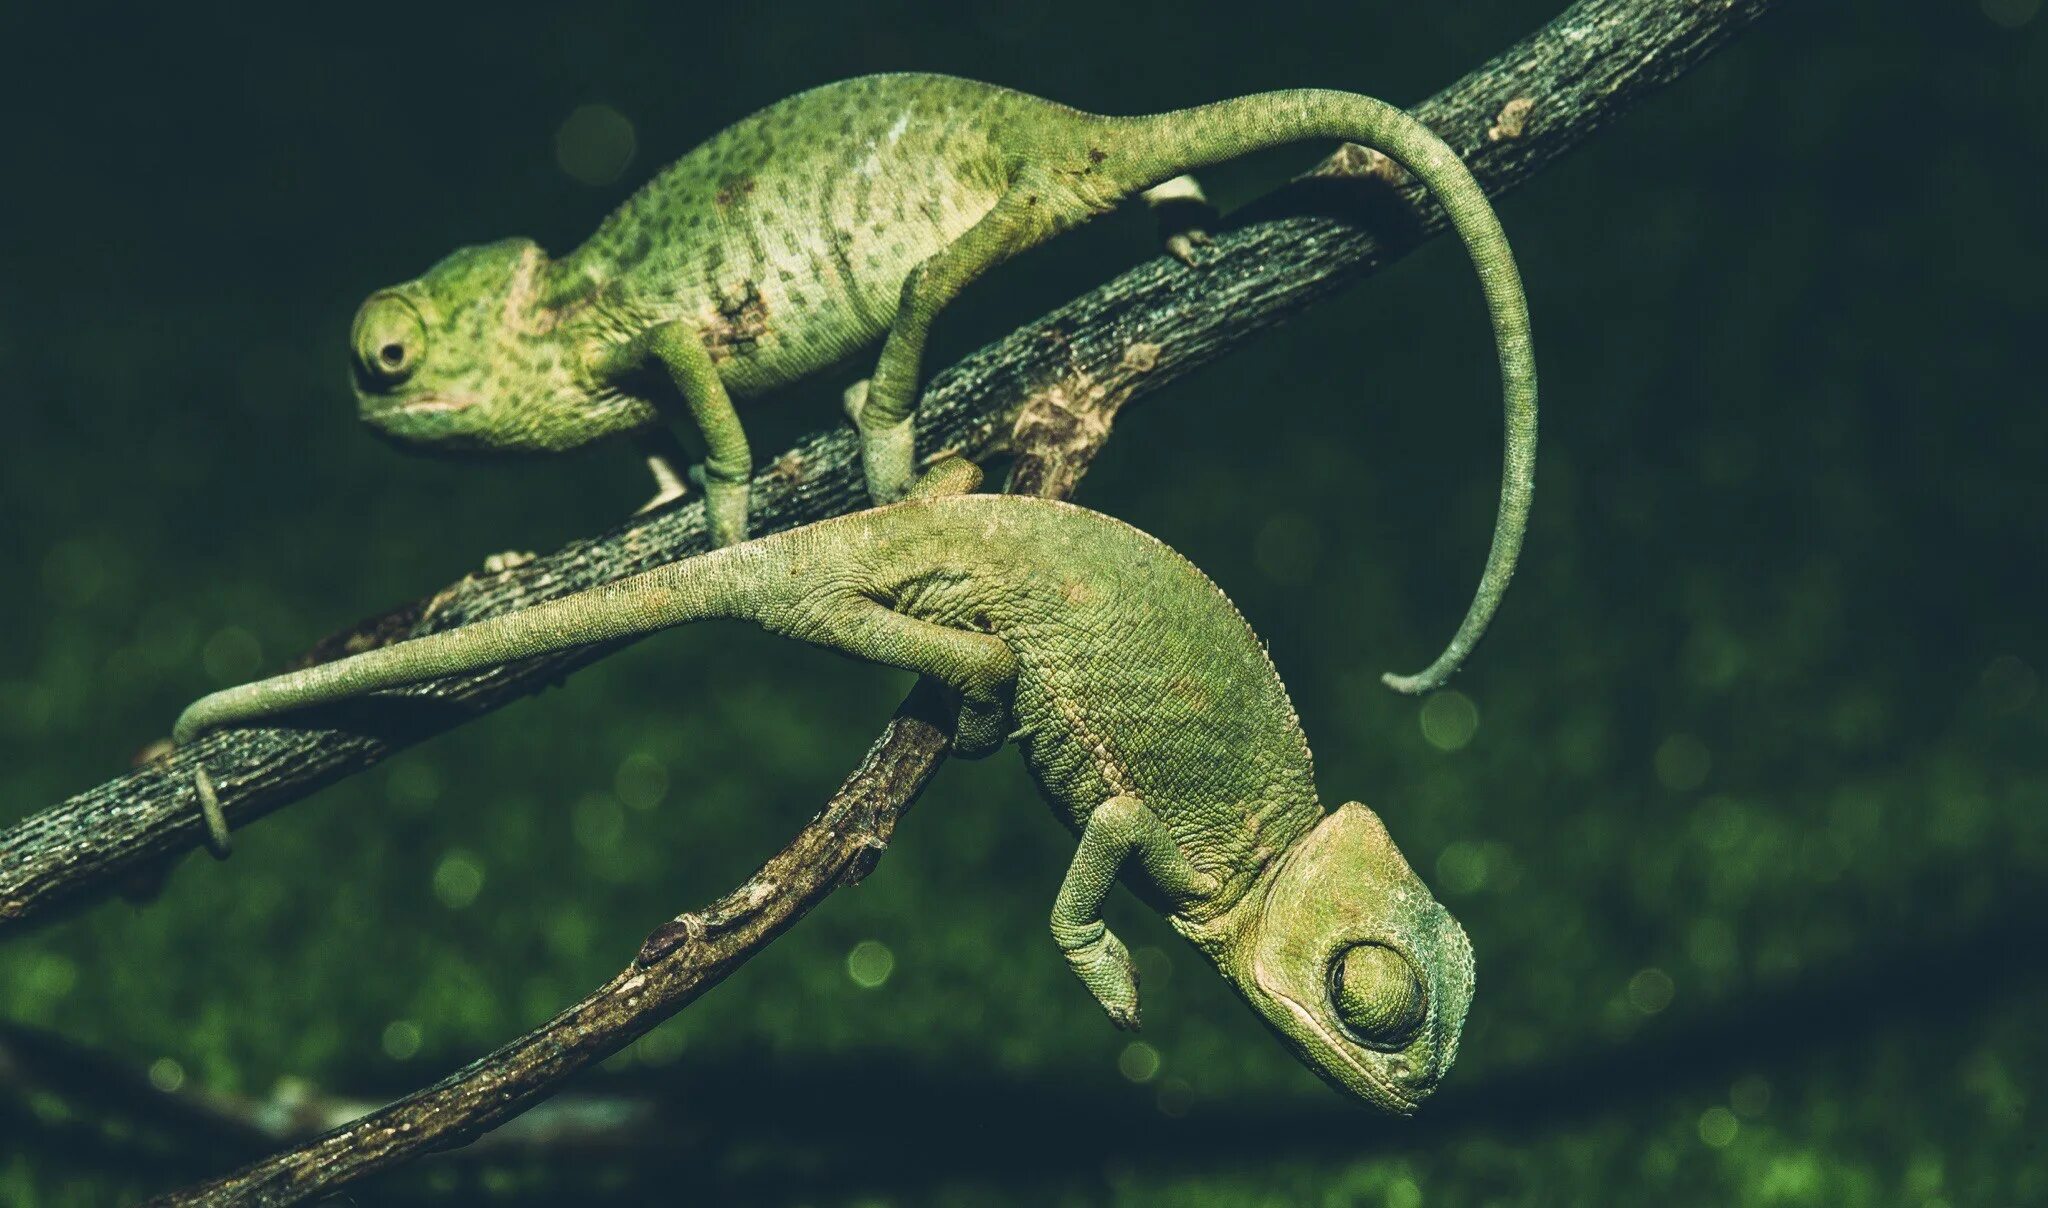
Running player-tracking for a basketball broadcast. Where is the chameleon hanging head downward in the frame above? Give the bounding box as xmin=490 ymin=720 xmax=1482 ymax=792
xmin=349 ymin=238 xmax=649 ymax=455
xmin=171 ymin=484 xmax=1476 ymax=1112
xmin=1204 ymin=801 xmax=1474 ymax=1113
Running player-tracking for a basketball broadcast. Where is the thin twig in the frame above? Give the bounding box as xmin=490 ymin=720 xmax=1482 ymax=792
xmin=0 ymin=0 xmax=1780 ymax=936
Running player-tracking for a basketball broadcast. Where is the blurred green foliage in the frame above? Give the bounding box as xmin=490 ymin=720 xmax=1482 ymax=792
xmin=1 ymin=0 xmax=2043 ymax=1203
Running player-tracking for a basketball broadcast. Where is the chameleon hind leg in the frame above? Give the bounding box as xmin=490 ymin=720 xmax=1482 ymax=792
xmin=855 ymin=176 xmax=1052 ymax=505
xmin=1051 ymin=796 xmax=1220 ymax=1029
xmin=773 ymin=589 xmax=1017 ymax=759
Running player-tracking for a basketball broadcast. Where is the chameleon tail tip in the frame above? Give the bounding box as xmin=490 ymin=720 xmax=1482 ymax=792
xmin=1380 ymin=668 xmax=1443 ymax=697
xmin=193 ymin=767 xmax=233 ymax=861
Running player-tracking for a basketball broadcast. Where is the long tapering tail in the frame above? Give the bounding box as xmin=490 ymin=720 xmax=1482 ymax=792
xmin=173 ymin=542 xmax=772 ymax=747
xmin=1104 ymin=90 xmax=1537 ymax=694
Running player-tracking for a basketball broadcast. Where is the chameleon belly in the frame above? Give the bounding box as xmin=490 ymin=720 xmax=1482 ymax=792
xmin=876 ymin=498 xmax=1323 ymax=889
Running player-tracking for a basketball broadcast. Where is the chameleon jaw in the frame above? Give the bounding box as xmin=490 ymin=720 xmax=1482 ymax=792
xmin=1254 ymin=950 xmax=1429 ymax=1115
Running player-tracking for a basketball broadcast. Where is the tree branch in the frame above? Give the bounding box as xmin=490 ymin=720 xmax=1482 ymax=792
xmin=0 ymin=0 xmax=1777 ymax=934
xmin=0 ymin=0 xmax=1777 ymax=1200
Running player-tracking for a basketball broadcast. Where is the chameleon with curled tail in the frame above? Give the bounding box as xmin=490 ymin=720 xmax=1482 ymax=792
xmin=176 ymin=462 xmax=1475 ymax=1112
xmin=350 ymin=72 xmax=1535 ymax=696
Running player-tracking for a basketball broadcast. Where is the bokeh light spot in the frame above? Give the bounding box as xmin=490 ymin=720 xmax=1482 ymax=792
xmin=432 ymin=851 xmax=485 ymax=909
xmin=1697 ymin=1105 xmax=1738 ymax=1148
xmin=555 ymin=104 xmax=637 ymax=186
xmin=147 ymin=1058 xmax=186 ymax=1094
xmin=1628 ymin=967 xmax=1675 ymax=1014
xmin=847 ymin=939 xmax=895 ymax=989
xmin=1118 ymin=1040 xmax=1161 ymax=1083
xmin=1435 ymin=841 xmax=1488 ymax=895
xmin=382 ymin=1020 xmax=423 ymax=1061
xmin=615 ymin=752 xmax=671 ymax=811
xmin=1420 ymin=690 xmax=1479 ymax=752
xmin=386 ymin=759 xmax=442 ymax=809
xmin=23 ymin=953 xmax=78 ymax=1002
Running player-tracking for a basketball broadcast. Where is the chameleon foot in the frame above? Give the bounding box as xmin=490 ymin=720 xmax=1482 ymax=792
xmin=1164 ymin=228 xmax=1215 ymax=268
xmin=904 ymin=454 xmax=983 ymax=500
xmin=699 ymin=473 xmax=751 ymax=547
xmin=859 ymin=418 xmax=918 ymax=505
xmin=1056 ymin=920 xmax=1141 ymax=1030
xmin=951 ymin=690 xmax=1012 ymax=760
xmin=1142 ymin=174 xmax=1218 ymax=268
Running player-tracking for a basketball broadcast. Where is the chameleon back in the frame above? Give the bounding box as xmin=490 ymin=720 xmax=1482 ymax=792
xmin=563 ymin=76 xmax=1054 ymax=394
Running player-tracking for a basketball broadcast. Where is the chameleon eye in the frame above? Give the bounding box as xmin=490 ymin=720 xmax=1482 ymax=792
xmin=1332 ymin=943 xmax=1426 ymax=1049
xmin=351 ymin=293 xmax=428 ymax=389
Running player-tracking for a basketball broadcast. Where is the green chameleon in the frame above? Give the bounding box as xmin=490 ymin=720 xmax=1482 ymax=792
xmin=176 ymin=463 xmax=1475 ymax=1112
xmin=349 ymin=72 xmax=1536 ymax=696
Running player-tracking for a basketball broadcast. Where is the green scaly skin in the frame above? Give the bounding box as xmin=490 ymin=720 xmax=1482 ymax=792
xmin=349 ymin=72 xmax=1536 ymax=695
xmin=176 ymin=468 xmax=1474 ymax=1113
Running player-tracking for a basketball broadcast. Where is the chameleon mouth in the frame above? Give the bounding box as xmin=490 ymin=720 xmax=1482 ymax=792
xmin=390 ymin=393 xmax=480 ymax=415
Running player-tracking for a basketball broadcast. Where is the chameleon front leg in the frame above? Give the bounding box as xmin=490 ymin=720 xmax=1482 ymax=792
xmin=856 ymin=182 xmax=1045 ymax=504
xmin=1051 ymin=796 xmax=1221 ymax=1029
xmin=638 ymin=322 xmax=753 ymax=546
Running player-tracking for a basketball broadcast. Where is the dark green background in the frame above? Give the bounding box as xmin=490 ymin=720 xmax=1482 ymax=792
xmin=3 ymin=1 xmax=2043 ymax=1203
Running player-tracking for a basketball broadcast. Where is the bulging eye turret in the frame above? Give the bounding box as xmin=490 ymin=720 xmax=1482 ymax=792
xmin=1332 ymin=942 xmax=1426 ymax=1049
xmin=351 ymin=293 xmax=428 ymax=389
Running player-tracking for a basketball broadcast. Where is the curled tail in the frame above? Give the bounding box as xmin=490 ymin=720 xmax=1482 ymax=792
xmin=1104 ymin=90 xmax=1537 ymax=694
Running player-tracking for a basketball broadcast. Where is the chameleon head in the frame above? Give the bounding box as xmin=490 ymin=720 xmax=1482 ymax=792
xmin=1224 ymin=802 xmax=1474 ymax=1114
xmin=350 ymin=238 xmax=648 ymax=455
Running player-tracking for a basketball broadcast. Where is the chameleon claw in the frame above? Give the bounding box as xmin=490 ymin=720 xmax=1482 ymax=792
xmin=1164 ymin=228 xmax=1214 ymax=269
xmin=193 ymin=766 xmax=233 ymax=860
